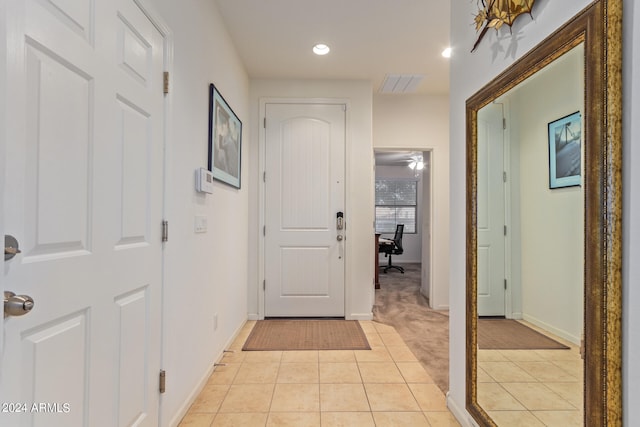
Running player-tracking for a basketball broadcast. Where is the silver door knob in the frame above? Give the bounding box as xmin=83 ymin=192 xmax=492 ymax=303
xmin=4 ymin=291 xmax=35 ymax=318
xmin=337 ymin=235 xmax=344 ymax=241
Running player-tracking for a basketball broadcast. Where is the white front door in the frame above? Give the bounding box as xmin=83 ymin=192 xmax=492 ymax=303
xmin=477 ymin=103 xmax=506 ymax=316
xmin=1 ymin=0 xmax=165 ymax=425
xmin=264 ymin=103 xmax=346 ymax=317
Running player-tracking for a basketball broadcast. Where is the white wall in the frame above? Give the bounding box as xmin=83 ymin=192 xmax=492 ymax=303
xmin=148 ymin=0 xmax=250 ymax=424
xmin=509 ymin=47 xmax=584 ymax=344
xmin=247 ymin=79 xmax=375 ymax=320
xmin=449 ymin=1 xmax=640 ymax=425
xmin=373 ymin=94 xmax=450 ymax=309
xmin=375 ymin=165 xmax=423 ymax=263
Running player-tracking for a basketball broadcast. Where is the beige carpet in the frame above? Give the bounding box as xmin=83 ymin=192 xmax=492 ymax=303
xmin=478 ymin=319 xmax=570 ymax=350
xmin=242 ymin=319 xmax=371 ymax=351
xmin=373 ymin=263 xmax=450 ymax=393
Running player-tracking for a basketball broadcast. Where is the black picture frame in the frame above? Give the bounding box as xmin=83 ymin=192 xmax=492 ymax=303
xmin=208 ymin=83 xmax=242 ymax=189
xmin=548 ymin=111 xmax=581 ymax=189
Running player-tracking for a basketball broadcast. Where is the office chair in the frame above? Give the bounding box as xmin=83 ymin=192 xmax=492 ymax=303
xmin=382 ymin=224 xmax=404 ymax=274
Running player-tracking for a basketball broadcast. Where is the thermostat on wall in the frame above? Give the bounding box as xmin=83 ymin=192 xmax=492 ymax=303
xmin=196 ymin=168 xmax=214 ymax=194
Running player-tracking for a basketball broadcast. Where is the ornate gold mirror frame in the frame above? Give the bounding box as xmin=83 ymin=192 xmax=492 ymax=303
xmin=465 ymin=1 xmax=622 ymax=425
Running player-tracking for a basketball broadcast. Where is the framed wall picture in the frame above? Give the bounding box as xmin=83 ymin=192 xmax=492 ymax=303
xmin=548 ymin=111 xmax=581 ymax=189
xmin=208 ymin=83 xmax=242 ymax=189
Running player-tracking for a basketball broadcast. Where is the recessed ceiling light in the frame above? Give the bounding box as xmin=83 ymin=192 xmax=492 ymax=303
xmin=313 ymin=44 xmax=330 ymax=55
xmin=442 ymin=47 xmax=452 ymax=58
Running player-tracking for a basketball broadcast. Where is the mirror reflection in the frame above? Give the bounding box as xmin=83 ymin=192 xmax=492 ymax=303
xmin=475 ymin=44 xmax=585 ymax=426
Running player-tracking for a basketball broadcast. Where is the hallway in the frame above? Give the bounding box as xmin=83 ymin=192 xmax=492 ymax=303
xmin=373 ymin=263 xmax=449 ymax=392
xmin=178 ymin=321 xmax=459 ymax=426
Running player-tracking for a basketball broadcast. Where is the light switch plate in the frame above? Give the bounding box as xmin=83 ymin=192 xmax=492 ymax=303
xmin=195 ymin=215 xmax=207 ymax=233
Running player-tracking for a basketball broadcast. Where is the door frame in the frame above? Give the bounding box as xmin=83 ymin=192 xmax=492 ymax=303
xmin=501 ymin=99 xmax=520 ymax=320
xmin=483 ymin=99 xmax=519 ymax=319
xmin=129 ymin=0 xmax=175 ymax=424
xmin=258 ymin=98 xmax=350 ymax=319
xmin=0 ymin=0 xmax=7 ymax=358
xmin=373 ymin=147 xmax=435 ymax=306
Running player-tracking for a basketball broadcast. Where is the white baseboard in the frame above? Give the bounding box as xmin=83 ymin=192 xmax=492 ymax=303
xmin=168 ymin=319 xmax=249 ymax=426
xmin=521 ymin=314 xmax=580 ymax=345
xmin=347 ymin=312 xmax=373 ymax=321
xmin=446 ymin=392 xmax=478 ymax=427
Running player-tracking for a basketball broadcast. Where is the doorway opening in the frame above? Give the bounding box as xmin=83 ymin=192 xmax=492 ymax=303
xmin=372 ymin=149 xmax=450 ymax=392
xmin=374 ymin=149 xmax=432 ymax=301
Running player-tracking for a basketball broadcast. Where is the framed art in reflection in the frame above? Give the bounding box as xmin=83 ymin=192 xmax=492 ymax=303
xmin=548 ymin=111 xmax=581 ymax=189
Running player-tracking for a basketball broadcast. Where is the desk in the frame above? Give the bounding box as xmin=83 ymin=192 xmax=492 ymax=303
xmin=375 ymin=234 xmax=395 ymax=289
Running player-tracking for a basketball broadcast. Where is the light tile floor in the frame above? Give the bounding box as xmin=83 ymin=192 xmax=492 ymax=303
xmin=477 ymin=322 xmax=584 ymax=427
xmin=179 ymin=320 xmax=460 ymax=427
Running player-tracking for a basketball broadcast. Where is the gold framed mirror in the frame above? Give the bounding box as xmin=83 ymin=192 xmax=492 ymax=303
xmin=465 ymin=1 xmax=622 ymax=426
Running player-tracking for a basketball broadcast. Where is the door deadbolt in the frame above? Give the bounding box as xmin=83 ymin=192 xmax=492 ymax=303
xmin=336 ymin=212 xmax=344 ymax=230
xmin=4 ymin=291 xmax=35 ymax=318
xmin=4 ymin=235 xmax=21 ymax=261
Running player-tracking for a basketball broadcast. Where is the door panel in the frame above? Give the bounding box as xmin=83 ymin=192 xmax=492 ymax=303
xmin=24 ymin=40 xmax=92 ymax=259
xmin=477 ymin=103 xmax=506 ymax=316
xmin=265 ymin=103 xmax=345 ymax=317
xmin=281 ymin=247 xmax=330 ymax=296
xmin=2 ymin=0 xmax=165 ymax=425
xmin=21 ymin=311 xmax=88 ymax=426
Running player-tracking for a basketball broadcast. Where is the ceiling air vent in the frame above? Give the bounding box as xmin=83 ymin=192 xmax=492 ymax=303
xmin=379 ymin=74 xmax=425 ymax=94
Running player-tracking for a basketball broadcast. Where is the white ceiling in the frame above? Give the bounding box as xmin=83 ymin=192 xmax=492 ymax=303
xmin=215 ymin=0 xmax=451 ymax=95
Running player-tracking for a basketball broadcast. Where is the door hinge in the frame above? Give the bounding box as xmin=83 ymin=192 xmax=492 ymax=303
xmin=504 ymin=225 xmax=507 ymax=236
xmin=502 ymin=117 xmax=506 ymax=129
xmin=263 ymin=280 xmax=266 ymax=291
xmin=162 ymin=220 xmax=169 ymax=242
xmin=159 ymin=370 xmax=166 ymax=394
xmin=503 ymin=171 xmax=507 ymax=182
xmin=263 ymin=118 xmax=266 ymax=129
xmin=163 ymin=72 xmax=169 ymax=95
xmin=504 ymin=279 xmax=507 ymax=290
xmin=263 ymin=226 xmax=266 ymax=236
xmin=263 ymin=171 xmax=266 ymax=183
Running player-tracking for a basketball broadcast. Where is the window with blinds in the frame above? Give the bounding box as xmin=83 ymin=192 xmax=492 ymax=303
xmin=375 ymin=179 xmax=417 ymax=233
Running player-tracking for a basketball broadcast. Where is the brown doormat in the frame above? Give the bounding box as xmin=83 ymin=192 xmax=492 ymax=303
xmin=242 ymin=320 xmax=371 ymax=351
xmin=478 ymin=319 xmax=570 ymax=350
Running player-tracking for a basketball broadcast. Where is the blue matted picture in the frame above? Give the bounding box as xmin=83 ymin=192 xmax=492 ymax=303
xmin=548 ymin=111 xmax=581 ymax=189
xmin=208 ymin=83 xmax=242 ymax=189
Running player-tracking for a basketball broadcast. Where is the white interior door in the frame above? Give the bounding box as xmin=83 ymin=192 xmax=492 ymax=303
xmin=1 ymin=0 xmax=165 ymax=425
xmin=477 ymin=103 xmax=506 ymax=317
xmin=264 ymin=103 xmax=346 ymax=317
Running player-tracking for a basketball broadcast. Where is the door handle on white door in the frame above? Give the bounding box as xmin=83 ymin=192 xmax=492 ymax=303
xmin=337 ymin=235 xmax=344 ymax=241
xmin=4 ymin=291 xmax=34 ymax=318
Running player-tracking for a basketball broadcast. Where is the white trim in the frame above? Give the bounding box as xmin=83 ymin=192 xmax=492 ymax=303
xmin=259 ymin=97 xmax=351 ymax=319
xmin=348 ymin=313 xmax=374 ymax=321
xmin=167 ymin=319 xmax=249 ymax=427
xmin=522 ymin=314 xmax=580 ymax=345
xmin=500 ymin=99 xmax=516 ymax=320
xmin=446 ymin=392 xmax=478 ymax=427
xmin=127 ymin=1 xmax=174 ymax=425
xmin=374 ymin=146 xmax=436 ymax=308
xmin=0 ymin=0 xmax=7 ymax=360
